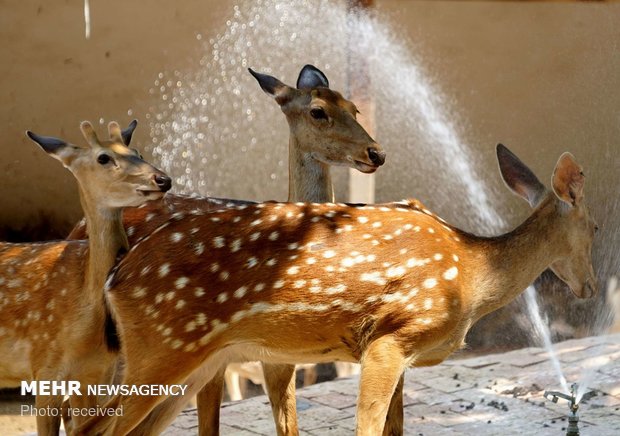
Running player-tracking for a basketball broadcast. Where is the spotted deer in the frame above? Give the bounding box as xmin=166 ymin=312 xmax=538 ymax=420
xmin=67 ymin=65 xmax=385 ymax=435
xmin=76 ymin=144 xmax=597 ymax=436
xmin=196 ymin=64 xmax=385 ymax=436
xmin=0 ymin=121 xmax=171 ymax=435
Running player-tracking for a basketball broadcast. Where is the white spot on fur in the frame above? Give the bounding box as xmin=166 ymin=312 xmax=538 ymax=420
xmin=423 ymin=278 xmax=437 ymax=289
xmin=443 ymin=266 xmax=458 ymax=281
xmin=132 ymin=287 xmax=147 ymax=298
xmin=159 ymin=263 xmax=170 ymax=277
xmin=213 ymin=236 xmax=225 ymax=248
xmin=273 ymin=280 xmax=285 ymax=289
xmin=360 ymin=272 xmax=386 ymax=286
xmin=386 ymin=266 xmax=406 ymax=278
xmin=230 ymin=238 xmax=242 ymax=252
xmin=326 ymin=284 xmax=347 ymax=294
xmin=171 ymin=232 xmax=183 ymax=243
xmin=269 ymin=231 xmax=279 ymax=241
xmin=358 ymin=216 xmax=368 ymax=224
xmin=406 ymin=258 xmax=430 ymax=268
xmin=323 ymin=250 xmax=336 ymax=259
xmin=234 ymin=286 xmax=248 ymax=299
xmin=175 ymin=277 xmax=189 ymax=289
xmin=216 ymin=292 xmax=228 ymax=303
xmin=195 ymin=287 xmax=205 ymax=297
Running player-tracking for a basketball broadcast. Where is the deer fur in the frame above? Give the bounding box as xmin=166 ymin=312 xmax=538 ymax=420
xmin=0 ymin=121 xmax=170 ymax=435
xmin=76 ymin=144 xmax=597 ymax=435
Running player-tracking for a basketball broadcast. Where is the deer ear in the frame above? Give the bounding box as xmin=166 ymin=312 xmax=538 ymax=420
xmin=248 ymin=68 xmax=295 ymax=106
xmin=552 ymin=152 xmax=585 ymax=206
xmin=26 ymin=131 xmax=75 ymax=166
xmin=121 ymin=119 xmax=138 ymax=146
xmin=497 ymin=143 xmax=546 ymax=208
xmin=296 ymin=64 xmax=329 ymax=89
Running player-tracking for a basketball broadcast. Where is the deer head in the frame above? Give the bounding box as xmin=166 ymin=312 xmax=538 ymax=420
xmin=248 ymin=64 xmax=385 ymax=173
xmin=27 ymin=120 xmax=172 ymax=209
xmin=497 ymin=143 xmax=598 ymax=298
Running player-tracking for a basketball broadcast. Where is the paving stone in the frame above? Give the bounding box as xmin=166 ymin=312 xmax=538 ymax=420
xmin=304 ymin=391 xmax=356 ymax=410
xmin=306 ymin=425 xmax=351 ymax=436
xmin=167 ymin=333 xmax=620 ymax=434
xmin=559 ymin=343 xmax=620 ymax=364
xmin=220 ymin=425 xmax=260 ymax=436
xmin=421 ymin=375 xmax=475 ymax=394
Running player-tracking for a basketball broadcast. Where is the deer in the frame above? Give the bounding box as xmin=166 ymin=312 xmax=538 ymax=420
xmin=0 ymin=120 xmax=171 ymax=435
xmin=65 ymin=65 xmax=385 ymax=436
xmin=76 ymin=143 xmax=597 ymax=436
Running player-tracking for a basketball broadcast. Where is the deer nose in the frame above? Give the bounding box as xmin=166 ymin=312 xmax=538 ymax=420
xmin=368 ymin=147 xmax=386 ymax=166
xmin=154 ymin=174 xmax=172 ymax=192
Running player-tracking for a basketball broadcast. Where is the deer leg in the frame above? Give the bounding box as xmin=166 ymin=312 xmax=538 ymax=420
xmin=356 ymin=335 xmax=407 ymax=436
xmin=303 ymin=365 xmax=317 ymax=386
xmin=382 ymin=373 xmax=404 ymax=436
xmin=35 ymin=393 xmax=63 ymax=436
xmin=262 ymin=362 xmax=299 ymax=436
xmin=224 ymin=366 xmax=243 ymax=401
xmin=197 ymin=366 xmax=226 ymax=436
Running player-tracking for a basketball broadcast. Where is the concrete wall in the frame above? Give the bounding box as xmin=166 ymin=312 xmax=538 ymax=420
xmin=1 ymin=0 xmax=619 ymax=349
xmin=1 ymin=1 xmax=618 ymax=282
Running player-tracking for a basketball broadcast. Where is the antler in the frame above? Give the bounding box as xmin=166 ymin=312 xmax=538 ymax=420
xmin=80 ymin=121 xmax=101 ymax=147
xmin=108 ymin=121 xmax=124 ymax=144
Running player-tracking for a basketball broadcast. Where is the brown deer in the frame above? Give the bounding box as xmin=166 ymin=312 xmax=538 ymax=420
xmin=67 ymin=65 xmax=385 ymax=435
xmin=77 ymin=143 xmax=597 ymax=435
xmin=195 ymin=64 xmax=385 ymax=436
xmin=0 ymin=121 xmax=171 ymax=435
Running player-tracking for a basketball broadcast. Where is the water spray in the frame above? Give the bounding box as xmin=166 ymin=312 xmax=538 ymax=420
xmin=544 ymin=382 xmax=580 ymax=436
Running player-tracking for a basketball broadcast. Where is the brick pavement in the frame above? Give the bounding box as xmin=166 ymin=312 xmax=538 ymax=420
xmin=166 ymin=333 xmax=620 ymax=435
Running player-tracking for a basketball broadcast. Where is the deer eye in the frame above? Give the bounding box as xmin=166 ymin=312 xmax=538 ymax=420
xmin=310 ymin=108 xmax=328 ymax=121
xmin=97 ymin=154 xmax=112 ymax=165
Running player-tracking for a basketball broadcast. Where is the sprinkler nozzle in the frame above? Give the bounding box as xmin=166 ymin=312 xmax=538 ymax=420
xmin=544 ymin=383 xmax=580 ymax=436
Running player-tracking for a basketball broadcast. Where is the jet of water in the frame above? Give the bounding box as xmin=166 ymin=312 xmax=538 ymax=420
xmin=524 ymin=285 xmax=570 ymax=394
xmin=145 ymin=0 xmax=580 ymax=394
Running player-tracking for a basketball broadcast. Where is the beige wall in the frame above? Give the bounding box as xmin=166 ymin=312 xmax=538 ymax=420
xmin=1 ymin=1 xmax=619 ymax=259
xmin=0 ymin=0 xmax=231 ymax=238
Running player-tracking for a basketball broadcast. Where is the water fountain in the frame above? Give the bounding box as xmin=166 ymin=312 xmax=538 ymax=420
xmin=143 ymin=0 xmax=615 ymax=426
xmin=544 ymin=383 xmax=581 ymax=436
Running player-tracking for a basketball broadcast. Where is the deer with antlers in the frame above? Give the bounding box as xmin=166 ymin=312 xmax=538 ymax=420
xmin=0 ymin=121 xmax=171 ymax=435
xmin=77 ymin=144 xmax=597 ymax=435
xmin=66 ymin=65 xmax=385 ymax=435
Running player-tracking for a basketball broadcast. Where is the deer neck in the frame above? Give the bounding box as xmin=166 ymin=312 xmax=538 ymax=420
xmin=287 ymin=135 xmax=334 ymax=203
xmin=79 ymin=188 xmax=129 ymax=303
xmin=470 ymin=196 xmax=565 ymax=321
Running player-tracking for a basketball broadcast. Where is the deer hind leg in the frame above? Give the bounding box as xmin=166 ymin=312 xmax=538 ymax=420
xmin=356 ymin=335 xmax=407 ymax=436
xmin=224 ymin=366 xmax=243 ymax=401
xmin=35 ymin=393 xmax=63 ymax=436
xmin=262 ymin=362 xmax=299 ymax=436
xmin=382 ymin=373 xmax=404 ymax=436
xmin=197 ymin=365 xmax=226 ymax=436
xmin=75 ymin=367 xmax=184 ymax=436
xmin=334 ymin=361 xmax=361 ymax=378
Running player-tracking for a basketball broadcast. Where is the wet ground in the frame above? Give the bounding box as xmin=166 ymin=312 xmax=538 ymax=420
xmin=167 ymin=333 xmax=620 ymax=435
xmin=3 ymin=333 xmax=618 ymax=435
